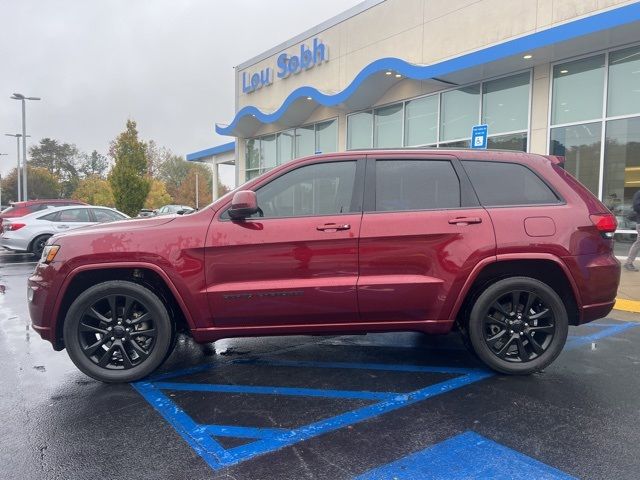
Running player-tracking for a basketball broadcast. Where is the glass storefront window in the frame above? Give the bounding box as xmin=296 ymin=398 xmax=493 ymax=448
xmin=295 ymin=125 xmax=315 ymax=158
xmin=482 ymin=72 xmax=530 ymax=134
xmin=347 ymin=111 xmax=373 ymax=149
xmin=277 ymin=130 xmax=294 ymax=165
xmin=440 ymin=84 xmax=480 ymax=142
xmin=551 ymin=55 xmax=605 ymax=125
xmin=602 ymin=117 xmax=640 ymax=228
xmin=607 ymin=46 xmax=640 ymax=118
xmin=246 ymin=139 xmax=260 ymax=170
xmin=260 ymin=134 xmax=277 ymax=170
xmin=405 ymin=95 xmax=438 ymax=146
xmin=246 ymin=169 xmax=260 ymax=181
xmin=550 ymin=122 xmax=602 ymax=195
xmin=374 ymin=104 xmax=403 ymax=148
xmin=487 ymin=132 xmax=527 ymax=151
xmin=439 ymin=139 xmax=470 ymax=148
xmin=316 ymin=119 xmax=337 ymax=154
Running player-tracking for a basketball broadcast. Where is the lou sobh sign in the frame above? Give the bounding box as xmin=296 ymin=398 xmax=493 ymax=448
xmin=242 ymin=38 xmax=328 ymax=94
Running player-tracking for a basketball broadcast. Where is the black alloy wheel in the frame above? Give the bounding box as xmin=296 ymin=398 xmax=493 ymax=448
xmin=482 ymin=290 xmax=555 ymax=363
xmin=467 ymin=277 xmax=568 ymax=375
xmin=78 ymin=294 xmax=157 ymax=370
xmin=64 ymin=281 xmax=173 ymax=383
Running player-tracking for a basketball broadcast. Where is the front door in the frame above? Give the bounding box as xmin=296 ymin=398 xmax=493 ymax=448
xmin=357 ymin=154 xmax=496 ymax=324
xmin=205 ymin=158 xmax=364 ymax=327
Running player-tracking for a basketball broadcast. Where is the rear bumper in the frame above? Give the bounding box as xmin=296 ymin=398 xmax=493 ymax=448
xmin=562 ymin=253 xmax=620 ymax=324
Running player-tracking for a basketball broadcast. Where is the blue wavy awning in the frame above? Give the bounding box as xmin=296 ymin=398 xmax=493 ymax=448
xmin=216 ymin=3 xmax=640 ymax=137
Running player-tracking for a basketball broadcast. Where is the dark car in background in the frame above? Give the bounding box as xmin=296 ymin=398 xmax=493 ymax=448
xmin=28 ymin=149 xmax=620 ymax=382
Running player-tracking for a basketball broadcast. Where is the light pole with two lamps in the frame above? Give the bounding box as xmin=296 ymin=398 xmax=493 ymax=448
xmin=10 ymin=93 xmax=41 ymax=201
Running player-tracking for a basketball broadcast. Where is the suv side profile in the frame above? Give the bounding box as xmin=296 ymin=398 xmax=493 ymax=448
xmin=28 ymin=150 xmax=620 ymax=382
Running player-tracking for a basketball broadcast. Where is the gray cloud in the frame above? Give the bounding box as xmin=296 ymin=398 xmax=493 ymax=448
xmin=0 ymin=0 xmax=361 ymax=186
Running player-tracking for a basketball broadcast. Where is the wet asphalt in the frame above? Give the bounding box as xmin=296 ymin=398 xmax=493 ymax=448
xmin=1 ymin=250 xmax=639 ymax=480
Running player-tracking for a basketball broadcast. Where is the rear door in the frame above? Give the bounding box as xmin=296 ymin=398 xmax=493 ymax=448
xmin=357 ymin=153 xmax=496 ymax=323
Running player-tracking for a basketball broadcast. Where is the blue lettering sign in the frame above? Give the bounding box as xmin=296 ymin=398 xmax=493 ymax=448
xmin=242 ymin=67 xmax=273 ymax=94
xmin=277 ymin=38 xmax=328 ymax=79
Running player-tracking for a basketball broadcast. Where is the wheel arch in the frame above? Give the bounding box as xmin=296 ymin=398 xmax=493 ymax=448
xmin=452 ymin=255 xmax=580 ymax=328
xmin=53 ymin=264 xmax=194 ymax=350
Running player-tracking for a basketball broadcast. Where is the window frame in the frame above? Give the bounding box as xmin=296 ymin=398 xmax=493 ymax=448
xmin=363 ymin=154 xmax=479 ymax=214
xmin=220 ymin=157 xmax=366 ymax=222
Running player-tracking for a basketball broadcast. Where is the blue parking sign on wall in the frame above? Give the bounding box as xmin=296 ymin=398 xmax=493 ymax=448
xmin=471 ymin=124 xmax=488 ymax=149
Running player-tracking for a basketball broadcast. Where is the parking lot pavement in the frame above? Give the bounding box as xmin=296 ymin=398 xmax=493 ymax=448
xmin=2 ymin=252 xmax=640 ymax=480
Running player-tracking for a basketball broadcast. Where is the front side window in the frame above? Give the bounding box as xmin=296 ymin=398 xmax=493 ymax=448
xmin=254 ymin=161 xmax=357 ymax=218
xmin=463 ymin=161 xmax=559 ymax=207
xmin=375 ymin=160 xmax=460 ymax=211
xmin=93 ymin=209 xmax=125 ymax=222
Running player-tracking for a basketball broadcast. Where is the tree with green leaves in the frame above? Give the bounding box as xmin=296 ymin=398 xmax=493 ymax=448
xmin=144 ymin=179 xmax=172 ymax=209
xmin=79 ymin=150 xmax=110 ymax=179
xmin=29 ymin=138 xmax=80 ymax=198
xmin=73 ymin=176 xmax=115 ymax=206
xmin=1 ymin=167 xmax=59 ymax=204
xmin=108 ymin=120 xmax=150 ymax=216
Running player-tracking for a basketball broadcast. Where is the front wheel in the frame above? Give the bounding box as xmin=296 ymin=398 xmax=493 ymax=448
xmin=63 ymin=280 xmax=174 ymax=383
xmin=467 ymin=277 xmax=568 ymax=375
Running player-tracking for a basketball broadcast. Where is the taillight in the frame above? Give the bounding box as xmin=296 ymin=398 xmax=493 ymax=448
xmin=7 ymin=223 xmax=26 ymax=231
xmin=590 ymin=213 xmax=617 ymax=237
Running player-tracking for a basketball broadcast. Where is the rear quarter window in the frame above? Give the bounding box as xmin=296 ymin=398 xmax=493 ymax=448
xmin=462 ymin=160 xmax=560 ymax=207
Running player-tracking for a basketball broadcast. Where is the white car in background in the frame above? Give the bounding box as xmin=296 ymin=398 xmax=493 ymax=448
xmin=0 ymin=205 xmax=129 ymax=256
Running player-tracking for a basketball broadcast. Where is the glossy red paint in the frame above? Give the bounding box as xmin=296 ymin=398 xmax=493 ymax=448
xmin=28 ymin=149 xmax=620 ymax=350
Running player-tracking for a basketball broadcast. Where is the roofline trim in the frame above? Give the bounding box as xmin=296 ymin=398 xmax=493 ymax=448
xmin=186 ymin=141 xmax=236 ymax=161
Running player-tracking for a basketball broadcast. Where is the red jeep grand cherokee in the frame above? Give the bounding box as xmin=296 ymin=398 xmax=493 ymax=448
xmin=28 ymin=150 xmax=621 ymax=382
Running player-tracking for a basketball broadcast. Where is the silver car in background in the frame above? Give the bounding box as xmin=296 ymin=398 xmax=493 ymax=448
xmin=0 ymin=205 xmax=129 ymax=256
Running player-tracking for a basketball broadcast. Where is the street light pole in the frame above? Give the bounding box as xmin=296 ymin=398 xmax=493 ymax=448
xmin=4 ymin=133 xmax=26 ymax=201
xmin=11 ymin=93 xmax=41 ymax=201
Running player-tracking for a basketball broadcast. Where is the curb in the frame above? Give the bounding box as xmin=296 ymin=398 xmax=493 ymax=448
xmin=613 ymin=298 xmax=640 ymax=313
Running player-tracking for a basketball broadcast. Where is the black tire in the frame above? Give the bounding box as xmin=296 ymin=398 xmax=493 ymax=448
xmin=63 ymin=280 xmax=173 ymax=383
xmin=30 ymin=234 xmax=51 ymax=257
xmin=467 ymin=277 xmax=568 ymax=375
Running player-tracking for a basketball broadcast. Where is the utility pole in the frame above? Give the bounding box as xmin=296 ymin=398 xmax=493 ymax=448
xmin=11 ymin=93 xmax=41 ymax=201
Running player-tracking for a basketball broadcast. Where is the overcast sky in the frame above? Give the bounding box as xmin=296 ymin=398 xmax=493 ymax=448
xmin=0 ymin=0 xmax=361 ymax=186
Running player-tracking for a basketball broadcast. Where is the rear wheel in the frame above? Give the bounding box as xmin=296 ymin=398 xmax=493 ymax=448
xmin=467 ymin=277 xmax=568 ymax=375
xmin=63 ymin=280 xmax=174 ymax=383
xmin=30 ymin=234 xmax=51 ymax=257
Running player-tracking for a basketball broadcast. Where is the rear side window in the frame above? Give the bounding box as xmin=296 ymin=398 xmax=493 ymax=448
xmin=93 ymin=209 xmax=125 ymax=222
xmin=375 ymin=160 xmax=460 ymax=211
xmin=462 ymin=161 xmax=560 ymax=207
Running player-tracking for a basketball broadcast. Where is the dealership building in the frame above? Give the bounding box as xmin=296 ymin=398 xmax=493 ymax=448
xmin=187 ymin=0 xmax=640 ymax=231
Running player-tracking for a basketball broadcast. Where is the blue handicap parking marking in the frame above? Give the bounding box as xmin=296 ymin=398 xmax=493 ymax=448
xmin=354 ymin=431 xmax=577 ymax=480
xmin=133 ymin=359 xmax=492 ymax=470
xmin=132 ymin=321 xmax=639 ymax=472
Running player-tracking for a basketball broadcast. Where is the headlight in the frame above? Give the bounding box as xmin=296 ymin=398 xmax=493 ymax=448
xmin=40 ymin=245 xmax=60 ymax=264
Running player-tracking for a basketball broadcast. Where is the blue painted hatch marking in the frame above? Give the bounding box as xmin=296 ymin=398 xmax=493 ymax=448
xmin=132 ymin=321 xmax=639 ymax=471
xmin=354 ymin=431 xmax=578 ymax=480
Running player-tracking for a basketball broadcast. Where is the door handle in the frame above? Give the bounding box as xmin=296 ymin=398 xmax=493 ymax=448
xmin=448 ymin=217 xmax=482 ymax=225
xmin=57 ymin=224 xmax=70 ymax=229
xmin=316 ymin=223 xmax=351 ymax=231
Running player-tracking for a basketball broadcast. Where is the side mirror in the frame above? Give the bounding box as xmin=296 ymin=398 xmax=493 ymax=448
xmin=229 ymin=190 xmax=258 ymax=220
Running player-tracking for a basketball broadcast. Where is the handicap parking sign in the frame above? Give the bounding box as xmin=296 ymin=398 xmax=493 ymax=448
xmin=471 ymin=124 xmax=488 ymax=149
